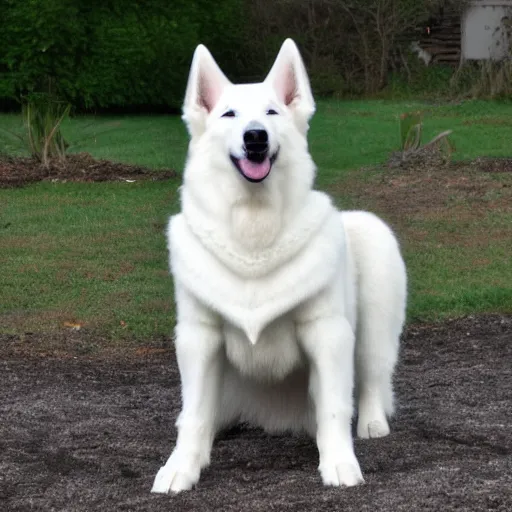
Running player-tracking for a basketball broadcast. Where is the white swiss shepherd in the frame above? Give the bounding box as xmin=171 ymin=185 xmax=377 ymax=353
xmin=152 ymin=39 xmax=407 ymax=494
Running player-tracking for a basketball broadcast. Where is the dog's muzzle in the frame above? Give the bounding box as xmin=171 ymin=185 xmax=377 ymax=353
xmin=230 ymin=122 xmax=278 ymax=183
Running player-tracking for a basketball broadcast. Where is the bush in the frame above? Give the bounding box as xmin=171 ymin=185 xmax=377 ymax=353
xmin=1 ymin=0 xmax=478 ymax=107
xmin=451 ymin=60 xmax=512 ymax=99
xmin=0 ymin=0 xmax=86 ymax=102
xmin=385 ymin=61 xmax=454 ymax=99
xmin=0 ymin=0 xmax=243 ymax=110
xmin=22 ymin=91 xmax=71 ymax=167
xmin=388 ymin=110 xmax=454 ymax=168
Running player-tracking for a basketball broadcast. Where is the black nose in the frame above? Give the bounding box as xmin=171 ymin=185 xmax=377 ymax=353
xmin=243 ymin=124 xmax=268 ymax=161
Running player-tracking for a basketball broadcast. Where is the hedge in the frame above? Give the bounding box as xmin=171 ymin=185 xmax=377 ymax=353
xmin=0 ymin=0 xmax=243 ymax=110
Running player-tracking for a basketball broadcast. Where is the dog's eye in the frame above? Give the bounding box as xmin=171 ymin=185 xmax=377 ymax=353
xmin=266 ymin=109 xmax=279 ymax=115
xmin=222 ymin=110 xmax=236 ymax=118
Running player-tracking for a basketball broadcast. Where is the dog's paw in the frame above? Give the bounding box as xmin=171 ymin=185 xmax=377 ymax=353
xmin=357 ymin=418 xmax=390 ymax=439
xmin=319 ymin=458 xmax=365 ymax=488
xmin=151 ymin=451 xmax=201 ymax=494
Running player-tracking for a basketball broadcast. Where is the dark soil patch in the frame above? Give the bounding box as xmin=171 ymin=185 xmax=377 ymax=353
xmin=1 ymin=314 xmax=511 ymax=511
xmin=474 ymin=157 xmax=512 ymax=174
xmin=0 ymin=153 xmax=177 ymax=188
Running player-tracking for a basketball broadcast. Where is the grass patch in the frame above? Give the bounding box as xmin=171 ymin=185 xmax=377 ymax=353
xmin=311 ymin=99 xmax=512 ymax=183
xmin=1 ymin=113 xmax=189 ymax=170
xmin=0 ymin=181 xmax=179 ymax=338
xmin=1 ymin=99 xmax=511 ymax=341
xmin=327 ymin=164 xmax=512 ymax=322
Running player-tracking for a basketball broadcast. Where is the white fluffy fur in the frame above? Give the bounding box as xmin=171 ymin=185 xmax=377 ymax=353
xmin=151 ymin=39 xmax=407 ymax=494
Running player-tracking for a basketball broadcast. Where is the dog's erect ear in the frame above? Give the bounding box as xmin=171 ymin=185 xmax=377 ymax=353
xmin=182 ymin=44 xmax=231 ymax=137
xmin=265 ymin=39 xmax=315 ymax=132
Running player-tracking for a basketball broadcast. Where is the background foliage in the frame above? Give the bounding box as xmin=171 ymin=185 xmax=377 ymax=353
xmin=0 ymin=0 xmax=242 ymax=110
xmin=0 ymin=0 xmax=499 ymax=111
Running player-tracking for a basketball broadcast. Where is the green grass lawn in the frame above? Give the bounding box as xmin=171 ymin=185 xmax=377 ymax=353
xmin=0 ymin=113 xmax=190 ymax=170
xmin=3 ymin=99 xmax=512 ymax=174
xmin=0 ymin=181 xmax=179 ymax=338
xmin=1 ymin=99 xmax=511 ymax=342
xmin=312 ymin=100 xmax=512 ymax=183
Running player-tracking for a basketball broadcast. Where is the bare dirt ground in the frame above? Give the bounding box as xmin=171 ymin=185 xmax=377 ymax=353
xmin=1 ymin=315 xmax=511 ymax=512
xmin=1 ymin=156 xmax=511 ymax=511
xmin=0 ymin=153 xmax=177 ymax=188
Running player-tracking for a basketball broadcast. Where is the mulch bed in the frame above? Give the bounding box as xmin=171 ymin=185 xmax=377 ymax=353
xmin=474 ymin=157 xmax=512 ymax=174
xmin=1 ymin=154 xmax=511 ymax=191
xmin=0 ymin=153 xmax=177 ymax=188
xmin=1 ymin=314 xmax=511 ymax=511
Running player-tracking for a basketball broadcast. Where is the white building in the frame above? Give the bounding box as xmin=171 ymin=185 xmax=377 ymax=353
xmin=462 ymin=0 xmax=512 ymax=60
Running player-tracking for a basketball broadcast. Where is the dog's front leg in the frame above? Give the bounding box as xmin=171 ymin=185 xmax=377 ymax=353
xmin=152 ymin=287 xmax=223 ymax=494
xmin=298 ymin=316 xmax=364 ymax=488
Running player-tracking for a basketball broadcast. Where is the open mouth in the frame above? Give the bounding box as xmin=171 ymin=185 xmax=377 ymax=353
xmin=230 ymin=150 xmax=279 ymax=183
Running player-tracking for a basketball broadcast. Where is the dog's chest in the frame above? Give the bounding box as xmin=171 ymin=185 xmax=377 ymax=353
xmin=223 ymin=315 xmax=303 ymax=382
xmin=169 ymin=208 xmax=344 ymax=344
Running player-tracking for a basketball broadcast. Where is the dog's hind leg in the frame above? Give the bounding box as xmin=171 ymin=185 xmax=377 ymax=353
xmin=355 ymin=309 xmax=402 ymax=439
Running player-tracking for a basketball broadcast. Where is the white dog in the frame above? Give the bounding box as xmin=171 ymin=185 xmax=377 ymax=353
xmin=152 ymin=39 xmax=407 ymax=494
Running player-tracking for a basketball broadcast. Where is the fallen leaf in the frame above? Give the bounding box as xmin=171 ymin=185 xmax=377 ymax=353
xmin=63 ymin=321 xmax=84 ymax=331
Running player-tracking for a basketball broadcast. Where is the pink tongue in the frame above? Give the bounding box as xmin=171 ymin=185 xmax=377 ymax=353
xmin=238 ymin=157 xmax=271 ymax=180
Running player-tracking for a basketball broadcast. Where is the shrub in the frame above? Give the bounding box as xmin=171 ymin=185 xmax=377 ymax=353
xmin=0 ymin=0 xmax=243 ymax=110
xmin=451 ymin=60 xmax=512 ymax=99
xmin=400 ymin=111 xmax=423 ymax=151
xmin=385 ymin=56 xmax=454 ymax=100
xmin=389 ymin=111 xmax=454 ymax=168
xmin=22 ymin=92 xmax=70 ymax=167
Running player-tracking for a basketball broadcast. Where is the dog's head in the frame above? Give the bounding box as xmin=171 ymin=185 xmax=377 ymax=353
xmin=182 ymin=39 xmax=315 ymax=185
